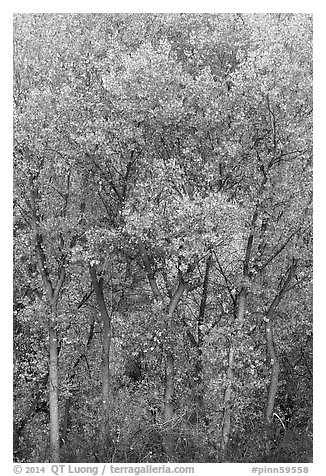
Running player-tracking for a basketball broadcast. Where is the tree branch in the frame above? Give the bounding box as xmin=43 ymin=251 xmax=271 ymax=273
xmin=138 ymin=239 xmax=163 ymax=303
xmin=265 ymin=259 xmax=297 ymax=322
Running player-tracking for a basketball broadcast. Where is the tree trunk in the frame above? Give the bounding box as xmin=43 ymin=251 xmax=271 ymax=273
xmin=89 ymin=265 xmax=111 ymax=425
xmin=189 ymin=253 xmax=212 ymax=419
xmin=220 ymin=197 xmax=259 ymax=455
xmin=162 ymin=282 xmax=186 ymax=461
xmin=137 ymin=239 xmax=187 ymax=461
xmin=102 ymin=318 xmax=111 ymax=418
xmin=221 ymin=287 xmax=246 ymax=455
xmin=138 ymin=239 xmax=162 ymax=301
xmin=49 ymin=305 xmax=60 ymax=462
xmin=221 ymin=346 xmax=234 ymax=452
xmin=28 ymin=166 xmax=65 ymax=462
xmin=265 ymin=319 xmax=280 ymax=423
xmin=264 ymin=260 xmax=296 ymax=419
xmin=38 ymin=264 xmax=64 ymax=463
xmin=263 ymin=260 xmax=297 ymax=453
xmin=264 ymin=310 xmax=281 ymax=456
xmin=163 ymin=348 xmax=175 ymax=458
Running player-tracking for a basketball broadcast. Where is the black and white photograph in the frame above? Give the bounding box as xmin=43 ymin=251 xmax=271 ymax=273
xmin=12 ymin=8 xmax=313 ymax=468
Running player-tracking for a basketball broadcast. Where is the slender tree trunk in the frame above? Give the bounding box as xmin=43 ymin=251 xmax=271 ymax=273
xmin=265 ymin=319 xmax=280 ymax=423
xmin=263 ymin=260 xmax=297 ymax=452
xmin=89 ymin=265 xmax=111 ymax=427
xmin=163 ymin=348 xmax=175 ymax=458
xmin=220 ymin=194 xmax=261 ymax=455
xmin=264 ymin=260 xmax=296 ymax=420
xmin=221 ymin=288 xmax=246 ymax=454
xmin=28 ymin=163 xmax=66 ymax=462
xmin=37 ymin=259 xmax=64 ymax=463
xmin=221 ymin=346 xmax=234 ymax=451
xmin=138 ymin=239 xmax=187 ymax=461
xmin=138 ymin=239 xmax=162 ymax=301
xmin=264 ymin=310 xmax=281 ymax=456
xmin=47 ymin=279 xmax=64 ymax=463
xmin=162 ymin=282 xmax=186 ymax=461
xmin=49 ymin=311 xmax=60 ymax=462
xmin=102 ymin=318 xmax=111 ymax=417
xmin=192 ymin=253 xmax=212 ymax=415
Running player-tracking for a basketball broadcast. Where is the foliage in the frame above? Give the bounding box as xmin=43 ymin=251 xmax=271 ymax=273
xmin=13 ymin=13 xmax=312 ymax=463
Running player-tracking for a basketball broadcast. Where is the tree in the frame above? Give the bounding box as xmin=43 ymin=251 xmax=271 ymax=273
xmin=13 ymin=13 xmax=312 ymax=463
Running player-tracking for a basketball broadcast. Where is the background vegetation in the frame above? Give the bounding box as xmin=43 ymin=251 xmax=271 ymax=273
xmin=13 ymin=13 xmax=312 ymax=463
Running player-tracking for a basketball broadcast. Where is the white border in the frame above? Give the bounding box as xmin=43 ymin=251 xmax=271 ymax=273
xmin=2 ymin=3 xmax=324 ymax=474
xmin=4 ymin=1 xmax=317 ymax=13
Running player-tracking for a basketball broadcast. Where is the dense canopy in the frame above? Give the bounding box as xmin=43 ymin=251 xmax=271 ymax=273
xmin=13 ymin=13 xmax=312 ymax=464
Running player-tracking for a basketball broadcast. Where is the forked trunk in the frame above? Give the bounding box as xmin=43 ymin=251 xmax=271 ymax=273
xmin=29 ymin=164 xmax=65 ymax=462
